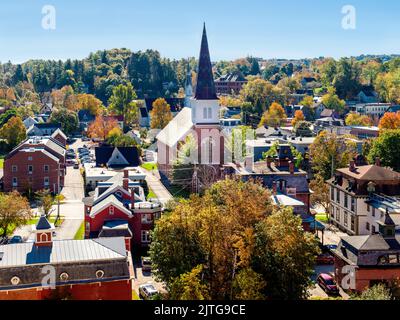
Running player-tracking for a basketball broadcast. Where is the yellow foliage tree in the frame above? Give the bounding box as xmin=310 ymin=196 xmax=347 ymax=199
xmin=291 ymin=110 xmax=305 ymax=127
xmin=259 ymin=102 xmax=287 ymax=127
xmin=378 ymin=112 xmax=400 ymax=130
xmin=150 ymin=98 xmax=173 ymax=129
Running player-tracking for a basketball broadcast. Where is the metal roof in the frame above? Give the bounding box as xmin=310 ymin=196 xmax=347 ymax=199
xmin=0 ymin=237 xmax=127 ymax=268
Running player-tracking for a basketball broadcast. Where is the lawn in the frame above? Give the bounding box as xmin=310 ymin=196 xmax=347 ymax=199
xmin=315 ymin=213 xmax=329 ymax=223
xmin=0 ymin=155 xmax=5 ymax=169
xmin=141 ymin=162 xmax=158 ymax=171
xmin=27 ymin=216 xmax=65 ymax=227
xmin=147 ymin=188 xmax=157 ymax=200
xmin=74 ymin=222 xmax=85 ymax=240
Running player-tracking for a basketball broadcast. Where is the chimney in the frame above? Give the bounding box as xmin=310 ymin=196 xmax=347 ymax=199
xmin=272 ymin=181 xmax=277 ymax=195
xmin=131 ymin=188 xmax=135 ymax=208
xmin=289 ymin=161 xmax=295 ymax=174
xmin=375 ymin=157 xmax=381 ymax=167
xmin=349 ymin=160 xmax=356 ymax=172
xmin=123 ymin=170 xmax=129 ymax=191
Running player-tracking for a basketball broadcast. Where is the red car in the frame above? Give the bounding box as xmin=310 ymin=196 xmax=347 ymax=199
xmin=316 ymin=252 xmax=334 ymax=265
xmin=317 ymin=273 xmax=339 ymax=295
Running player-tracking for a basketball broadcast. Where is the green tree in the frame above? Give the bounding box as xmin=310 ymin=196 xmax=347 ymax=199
xmin=232 ymin=268 xmax=266 ymax=300
xmin=309 ymin=131 xmax=357 ymax=180
xmin=253 ymin=208 xmax=320 ymax=300
xmin=108 ymin=82 xmax=139 ymax=128
xmin=354 ymin=284 xmax=392 ymax=300
xmin=321 ymin=87 xmax=346 ymax=114
xmin=49 ymin=108 xmax=79 ymax=135
xmin=170 ymin=265 xmax=210 ymax=300
xmin=367 ymin=129 xmax=400 ymax=171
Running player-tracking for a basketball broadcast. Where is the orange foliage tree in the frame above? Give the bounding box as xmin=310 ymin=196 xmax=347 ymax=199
xmin=87 ymin=115 xmax=119 ymax=141
xmin=378 ymin=112 xmax=400 ymax=130
xmin=291 ymin=110 xmax=305 ymax=127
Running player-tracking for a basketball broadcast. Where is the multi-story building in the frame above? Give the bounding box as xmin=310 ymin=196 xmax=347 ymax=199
xmin=214 ymin=72 xmax=247 ymax=95
xmin=83 ymin=170 xmax=162 ymax=251
xmin=327 ymin=161 xmax=400 ymax=236
xmin=0 ymin=215 xmax=132 ymax=300
xmin=355 ymin=103 xmax=391 ymax=118
xmin=3 ymin=136 xmax=66 ymax=193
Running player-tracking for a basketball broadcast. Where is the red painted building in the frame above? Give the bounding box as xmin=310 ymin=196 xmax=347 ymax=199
xmin=0 ymin=216 xmax=132 ymax=300
xmin=83 ymin=170 xmax=162 ymax=251
xmin=3 ymin=136 xmax=66 ymax=194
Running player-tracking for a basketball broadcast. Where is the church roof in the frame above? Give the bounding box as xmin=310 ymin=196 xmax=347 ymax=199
xmin=156 ymin=107 xmax=193 ymax=148
xmin=194 ymin=24 xmax=217 ymax=100
xmin=35 ymin=215 xmax=52 ymax=230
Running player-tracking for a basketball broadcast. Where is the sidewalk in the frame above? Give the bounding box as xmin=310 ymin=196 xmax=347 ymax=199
xmin=143 ymin=168 xmax=173 ymax=205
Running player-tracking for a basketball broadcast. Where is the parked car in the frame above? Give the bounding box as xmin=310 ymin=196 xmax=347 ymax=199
xmin=73 ymin=163 xmax=80 ymax=169
xmin=8 ymin=236 xmax=23 ymax=244
xmin=317 ymin=273 xmax=339 ymax=295
xmin=316 ymin=252 xmax=335 ymax=265
xmin=141 ymin=257 xmax=152 ymax=272
xmin=139 ymin=284 xmax=158 ymax=300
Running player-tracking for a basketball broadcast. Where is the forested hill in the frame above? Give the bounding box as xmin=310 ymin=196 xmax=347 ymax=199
xmin=0 ymin=49 xmax=198 ymax=103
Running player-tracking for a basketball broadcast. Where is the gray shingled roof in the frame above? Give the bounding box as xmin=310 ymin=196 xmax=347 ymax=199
xmin=36 ymin=215 xmax=52 ymax=230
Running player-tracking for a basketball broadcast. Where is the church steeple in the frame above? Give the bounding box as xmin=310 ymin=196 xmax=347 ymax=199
xmin=185 ymin=59 xmax=193 ymax=108
xmin=194 ymin=23 xmax=217 ymax=100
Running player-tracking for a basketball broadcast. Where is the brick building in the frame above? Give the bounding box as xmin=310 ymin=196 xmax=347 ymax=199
xmin=327 ymin=161 xmax=400 ymax=236
xmin=3 ymin=137 xmax=66 ymax=194
xmin=214 ymin=72 xmax=247 ymax=95
xmin=83 ymin=170 xmax=162 ymax=251
xmin=0 ymin=215 xmax=132 ymax=300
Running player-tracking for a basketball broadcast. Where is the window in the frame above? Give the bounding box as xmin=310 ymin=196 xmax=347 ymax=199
xmin=344 ymin=212 xmax=348 ymax=227
xmin=109 ymin=206 xmax=114 ymax=215
xmin=331 ymin=187 xmax=334 ymax=201
xmin=28 ymin=165 xmax=33 ymax=174
xmin=12 ymin=165 xmax=17 ymax=173
xmin=141 ymin=230 xmax=151 ymax=243
xmin=40 ymin=233 xmax=48 ymax=242
xmin=141 ymin=214 xmax=153 ymax=224
xmin=336 ymin=189 xmax=340 ymax=204
xmin=28 ymin=156 xmax=32 ymax=161
xmin=336 ymin=208 xmax=340 ymax=221
xmin=351 ymin=215 xmax=355 ymax=231
xmin=366 ymin=222 xmax=370 ymax=231
xmin=367 ymin=205 xmax=370 ymax=212
xmin=44 ymin=165 xmax=49 ymax=173
xmin=372 ymin=225 xmax=376 ymax=234
xmin=351 ymin=197 xmax=355 ymax=212
xmin=12 ymin=177 xmax=18 ymax=187
xmin=203 ymin=107 xmax=212 ymax=119
xmin=330 ymin=206 xmax=335 ymax=218
xmin=389 ymin=254 xmax=398 ymax=264
xmin=372 ymin=208 xmax=375 ymax=217
xmin=44 ymin=177 xmax=49 ymax=188
xmin=344 ymin=194 xmax=348 ymax=208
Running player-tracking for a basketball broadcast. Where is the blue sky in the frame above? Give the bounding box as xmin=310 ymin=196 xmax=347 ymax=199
xmin=0 ymin=0 xmax=400 ymax=63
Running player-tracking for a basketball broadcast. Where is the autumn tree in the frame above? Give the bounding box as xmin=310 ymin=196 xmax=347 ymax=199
xmin=309 ymin=175 xmax=331 ymax=219
xmin=0 ymin=191 xmax=32 ymax=237
xmin=321 ymin=87 xmax=346 ymax=114
xmin=150 ymin=178 xmax=319 ymax=300
xmin=75 ymin=94 xmax=104 ymax=115
xmin=150 ymin=98 xmax=173 ymax=129
xmin=292 ymin=110 xmax=305 ymax=127
xmin=0 ymin=116 xmax=27 ymax=149
xmin=108 ymin=83 xmax=139 ymax=128
xmin=309 ymin=131 xmax=357 ymax=180
xmin=300 ymin=95 xmax=314 ymax=108
xmin=36 ymin=189 xmax=54 ymax=218
xmin=367 ymin=129 xmax=400 ymax=171
xmin=170 ymin=265 xmax=211 ymax=300
xmin=294 ymin=121 xmax=313 ymax=137
xmin=345 ymin=113 xmax=373 ymax=126
xmin=378 ymin=112 xmax=400 ymax=130
xmin=259 ymin=102 xmax=287 ymax=127
xmin=252 ymin=208 xmax=319 ymax=300
xmin=88 ymin=115 xmax=119 ymax=141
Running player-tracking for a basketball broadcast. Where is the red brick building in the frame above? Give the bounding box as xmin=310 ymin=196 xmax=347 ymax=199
xmin=83 ymin=170 xmax=162 ymax=251
xmin=215 ymin=72 xmax=247 ymax=95
xmin=0 ymin=216 xmax=132 ymax=300
xmin=333 ymin=213 xmax=400 ymax=292
xmin=3 ymin=137 xmax=66 ymax=194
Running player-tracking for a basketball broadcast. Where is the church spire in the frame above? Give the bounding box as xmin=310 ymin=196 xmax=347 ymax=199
xmin=194 ymin=23 xmax=217 ymax=100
